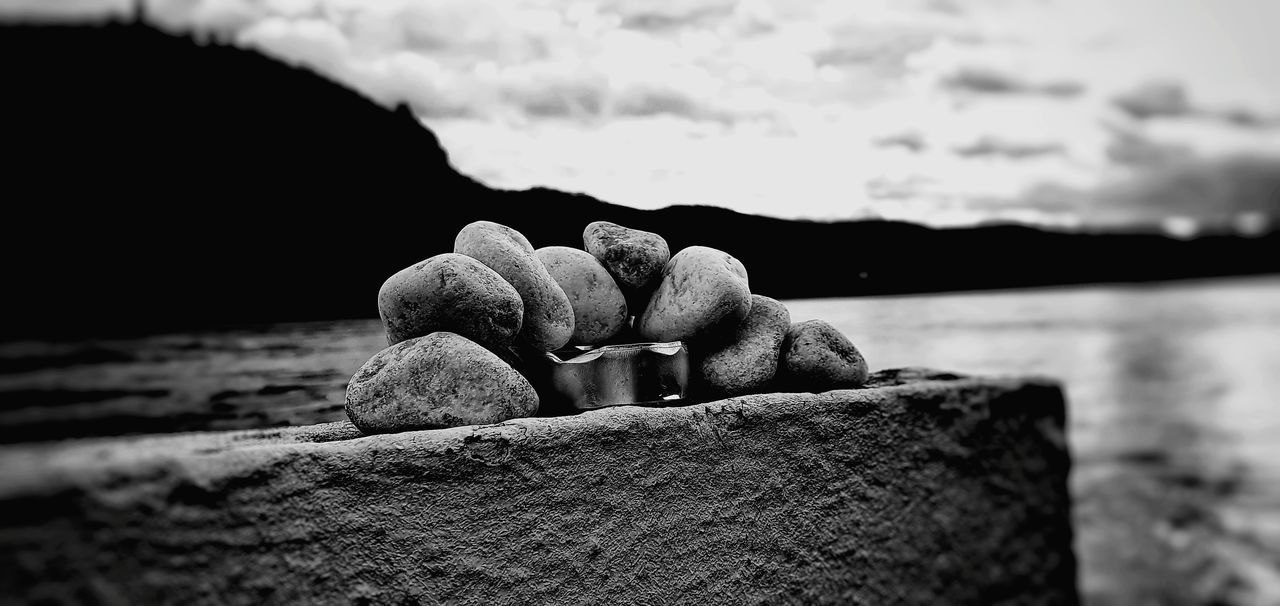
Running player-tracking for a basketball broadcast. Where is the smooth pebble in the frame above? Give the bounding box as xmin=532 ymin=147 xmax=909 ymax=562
xmin=345 ymin=331 xmax=539 ymax=434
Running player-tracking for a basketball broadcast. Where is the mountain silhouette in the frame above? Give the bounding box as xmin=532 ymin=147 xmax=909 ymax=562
xmin=2 ymin=19 xmax=1277 ymax=339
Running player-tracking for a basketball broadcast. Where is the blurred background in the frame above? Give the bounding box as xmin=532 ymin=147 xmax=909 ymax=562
xmin=3 ymin=1 xmax=1279 ymax=604
xmin=152 ymin=0 xmax=1280 ymax=230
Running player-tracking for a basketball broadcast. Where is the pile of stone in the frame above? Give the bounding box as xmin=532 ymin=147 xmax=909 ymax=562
xmin=346 ymin=220 xmax=869 ymax=435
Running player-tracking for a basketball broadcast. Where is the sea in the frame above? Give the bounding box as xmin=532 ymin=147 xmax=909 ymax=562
xmin=2 ymin=275 xmax=1278 ymax=605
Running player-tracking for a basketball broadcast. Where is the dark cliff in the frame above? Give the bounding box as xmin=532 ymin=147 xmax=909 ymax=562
xmin=2 ymin=20 xmax=1276 ymax=338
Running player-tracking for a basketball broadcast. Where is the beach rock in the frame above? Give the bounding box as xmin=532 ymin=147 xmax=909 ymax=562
xmin=0 ymin=371 xmax=1077 ymax=605
xmin=583 ymin=221 xmax=670 ymax=297
xmin=377 ymin=253 xmax=523 ymax=349
xmin=455 ymin=221 xmax=575 ymax=351
xmin=696 ymin=295 xmax=791 ymax=396
xmin=780 ymin=320 xmax=869 ymax=391
xmin=638 ymin=246 xmax=751 ymax=342
xmin=535 ymin=246 xmax=628 ymax=345
xmin=345 ymin=332 xmax=538 ymax=434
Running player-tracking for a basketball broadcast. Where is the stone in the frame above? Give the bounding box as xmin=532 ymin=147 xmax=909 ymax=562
xmin=695 ymin=295 xmax=791 ymax=396
xmin=637 ymin=246 xmax=751 ymax=342
xmin=345 ymin=331 xmax=538 ymax=434
xmin=780 ymin=319 xmax=870 ymax=391
xmin=377 ymin=253 xmax=524 ymax=349
xmin=455 ymin=221 xmax=575 ymax=351
xmin=0 ymin=370 xmax=1077 ymax=605
xmin=535 ymin=246 xmax=628 ymax=345
xmin=583 ymin=221 xmax=670 ymax=303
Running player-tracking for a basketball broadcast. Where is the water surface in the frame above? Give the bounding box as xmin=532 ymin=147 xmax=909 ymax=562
xmin=2 ymin=276 xmax=1278 ymax=604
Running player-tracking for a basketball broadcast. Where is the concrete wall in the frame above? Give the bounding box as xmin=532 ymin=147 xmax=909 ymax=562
xmin=0 ymin=368 xmax=1077 ymax=605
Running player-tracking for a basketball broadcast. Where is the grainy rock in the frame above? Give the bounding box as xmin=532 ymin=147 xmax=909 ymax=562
xmin=0 ymin=371 xmax=1077 ymax=605
xmin=583 ymin=221 xmax=670 ymax=298
xmin=345 ymin=331 xmax=538 ymax=434
xmin=455 ymin=221 xmax=574 ymax=351
xmin=535 ymin=246 xmax=628 ymax=345
xmin=780 ymin=320 xmax=869 ymax=391
xmin=696 ymin=295 xmax=791 ymax=396
xmin=377 ymin=253 xmax=523 ymax=349
xmin=638 ymin=246 xmax=751 ymax=342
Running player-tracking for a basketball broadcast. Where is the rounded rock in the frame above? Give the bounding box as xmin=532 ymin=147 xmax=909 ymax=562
xmin=455 ymin=221 xmax=575 ymax=351
xmin=377 ymin=253 xmax=523 ymax=349
xmin=583 ymin=221 xmax=670 ymax=294
xmin=345 ymin=331 xmax=539 ymax=434
xmin=779 ymin=320 xmax=869 ymax=391
xmin=696 ymin=295 xmax=791 ymax=396
xmin=535 ymin=246 xmax=628 ymax=346
xmin=637 ymin=246 xmax=751 ymax=343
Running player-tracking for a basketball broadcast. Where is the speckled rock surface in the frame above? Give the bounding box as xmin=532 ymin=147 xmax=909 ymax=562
xmin=638 ymin=246 xmax=752 ymax=343
xmin=535 ymin=246 xmax=628 ymax=345
xmin=345 ymin=332 xmax=538 ymax=433
xmin=582 ymin=221 xmax=670 ymax=295
xmin=780 ymin=319 xmax=870 ymax=391
xmin=455 ymin=221 xmax=574 ymax=351
xmin=695 ymin=295 xmax=791 ymax=397
xmin=0 ymin=369 xmax=1077 ymax=606
xmin=377 ymin=253 xmax=524 ymax=349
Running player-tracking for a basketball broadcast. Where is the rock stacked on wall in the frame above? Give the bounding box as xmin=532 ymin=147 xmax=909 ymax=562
xmin=351 ymin=220 xmax=873 ymax=434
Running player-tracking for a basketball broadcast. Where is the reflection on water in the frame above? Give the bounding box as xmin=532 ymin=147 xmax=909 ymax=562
xmin=1 ymin=276 xmax=1278 ymax=604
xmin=787 ymin=276 xmax=1280 ymax=606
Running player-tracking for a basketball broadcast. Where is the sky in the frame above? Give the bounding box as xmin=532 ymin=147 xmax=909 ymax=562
xmin=6 ymin=0 xmax=1280 ymax=233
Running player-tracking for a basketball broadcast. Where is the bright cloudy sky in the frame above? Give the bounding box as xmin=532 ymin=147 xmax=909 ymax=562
xmin=8 ymin=0 xmax=1280 ymax=232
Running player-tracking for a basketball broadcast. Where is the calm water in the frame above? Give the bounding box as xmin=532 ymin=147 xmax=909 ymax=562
xmin=786 ymin=277 xmax=1280 ymax=606
xmin=2 ymin=276 xmax=1279 ymax=604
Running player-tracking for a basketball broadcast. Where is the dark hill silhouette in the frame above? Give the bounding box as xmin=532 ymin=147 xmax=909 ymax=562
xmin=2 ymin=20 xmax=1277 ymax=339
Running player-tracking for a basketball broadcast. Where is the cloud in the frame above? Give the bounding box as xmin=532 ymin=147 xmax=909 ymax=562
xmin=811 ymin=27 xmax=934 ymax=72
xmin=606 ymin=0 xmax=736 ymax=33
xmin=1112 ymin=80 xmax=1280 ymax=129
xmin=994 ymin=154 xmax=1280 ymax=232
xmin=613 ymin=86 xmax=703 ymax=119
xmin=939 ymin=67 xmax=1084 ymax=98
xmin=952 ymin=136 xmax=1065 ymax=159
xmin=499 ymin=72 xmax=607 ymax=119
xmin=1104 ymin=126 xmax=1197 ymax=168
xmin=0 ymin=0 xmax=133 ymax=21
xmin=1109 ymin=155 xmax=1280 ymax=222
xmin=1218 ymin=108 xmax=1277 ymax=128
xmin=11 ymin=0 xmax=1280 ymax=229
xmin=866 ymin=174 xmax=936 ymax=201
xmin=872 ymin=132 xmax=926 ymax=153
xmin=233 ymin=16 xmax=482 ymax=117
xmin=1112 ymin=81 xmax=1192 ymax=120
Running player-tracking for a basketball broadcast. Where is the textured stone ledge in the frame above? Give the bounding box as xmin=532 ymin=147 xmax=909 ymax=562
xmin=0 ymin=368 xmax=1077 ymax=605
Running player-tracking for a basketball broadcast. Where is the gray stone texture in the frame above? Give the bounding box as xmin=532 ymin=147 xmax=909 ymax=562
xmin=345 ymin=331 xmax=539 ymax=434
xmin=695 ymin=295 xmax=792 ymax=397
xmin=454 ymin=221 xmax=575 ymax=351
xmin=0 ymin=368 xmax=1076 ymax=605
xmin=638 ymin=246 xmax=752 ymax=343
xmin=377 ymin=253 xmax=524 ymax=349
xmin=780 ymin=319 xmax=871 ymax=390
xmin=582 ymin=220 xmax=670 ymax=295
xmin=535 ymin=246 xmax=628 ymax=346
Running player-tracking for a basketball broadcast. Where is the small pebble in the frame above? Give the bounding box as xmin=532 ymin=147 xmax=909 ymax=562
xmin=377 ymin=253 xmax=523 ymax=349
xmin=638 ymin=246 xmax=751 ymax=343
xmin=345 ymin=331 xmax=539 ymax=434
xmin=536 ymin=246 xmax=628 ymax=346
xmin=779 ymin=320 xmax=869 ymax=391
xmin=455 ymin=221 xmax=574 ymax=351
xmin=696 ymin=295 xmax=791 ymax=396
xmin=583 ymin=221 xmax=670 ymax=308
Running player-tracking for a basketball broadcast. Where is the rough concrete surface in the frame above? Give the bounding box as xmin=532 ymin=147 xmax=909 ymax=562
xmin=0 ymin=368 xmax=1076 ymax=605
